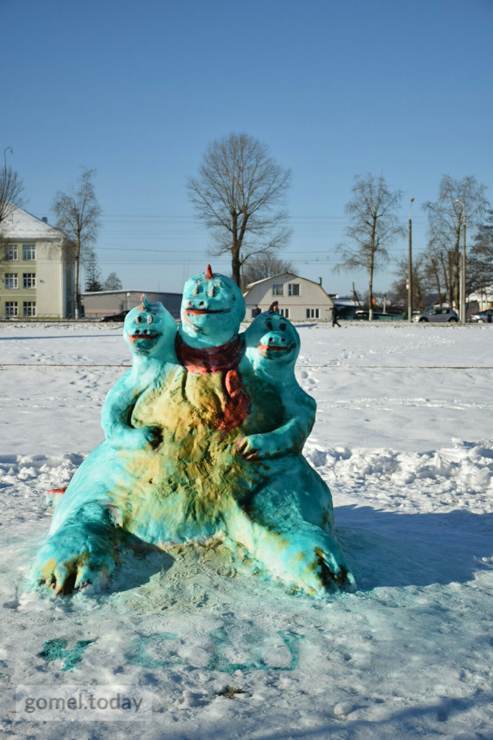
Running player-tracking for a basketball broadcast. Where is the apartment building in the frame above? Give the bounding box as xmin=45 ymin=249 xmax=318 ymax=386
xmin=0 ymin=206 xmax=75 ymax=319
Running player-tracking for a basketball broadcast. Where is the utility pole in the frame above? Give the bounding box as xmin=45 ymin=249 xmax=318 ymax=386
xmin=456 ymin=200 xmax=467 ymax=323
xmin=461 ymin=217 xmax=467 ymax=322
xmin=407 ymin=197 xmax=415 ymax=322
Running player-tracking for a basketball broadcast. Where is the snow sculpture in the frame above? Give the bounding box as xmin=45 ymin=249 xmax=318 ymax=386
xmin=34 ymin=269 xmax=354 ymax=596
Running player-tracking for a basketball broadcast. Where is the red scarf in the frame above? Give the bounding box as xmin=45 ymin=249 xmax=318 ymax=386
xmin=175 ymin=334 xmax=250 ymax=432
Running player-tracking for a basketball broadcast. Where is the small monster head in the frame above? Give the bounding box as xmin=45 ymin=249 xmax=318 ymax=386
xmin=245 ymin=309 xmax=300 ymax=378
xmin=180 ymin=265 xmax=245 ymax=347
xmin=123 ymin=296 xmax=176 ymax=358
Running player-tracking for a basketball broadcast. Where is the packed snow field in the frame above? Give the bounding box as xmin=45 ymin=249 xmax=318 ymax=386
xmin=1 ymin=322 xmax=492 ymax=738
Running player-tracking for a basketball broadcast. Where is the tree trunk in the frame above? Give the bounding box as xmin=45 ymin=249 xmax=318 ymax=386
xmin=368 ymin=217 xmax=377 ymax=321
xmin=368 ymin=251 xmax=375 ymax=321
xmin=74 ymin=243 xmax=80 ymax=320
xmin=448 ymin=251 xmax=455 ymax=308
xmin=434 ymin=266 xmax=442 ymax=305
xmin=231 ymin=239 xmax=241 ymax=286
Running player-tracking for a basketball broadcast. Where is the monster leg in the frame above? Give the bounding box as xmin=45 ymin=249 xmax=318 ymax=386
xmin=225 ymin=456 xmax=355 ymax=596
xmin=33 ymin=501 xmax=121 ymax=594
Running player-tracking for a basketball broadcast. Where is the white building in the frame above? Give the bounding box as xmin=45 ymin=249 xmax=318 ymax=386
xmin=243 ymin=272 xmax=335 ymax=321
xmin=0 ymin=206 xmax=75 ymax=319
xmin=468 ymin=286 xmax=493 ymax=311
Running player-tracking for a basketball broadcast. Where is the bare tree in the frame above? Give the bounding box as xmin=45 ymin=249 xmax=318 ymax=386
xmin=336 ymin=175 xmax=404 ymax=320
xmin=84 ymin=249 xmax=103 ymax=292
xmin=468 ymin=209 xmax=493 ymax=294
xmin=241 ymin=253 xmax=296 ymax=290
xmin=390 ymin=256 xmax=428 ymax=310
xmin=52 ymin=169 xmax=101 ymax=318
xmin=422 ymin=250 xmax=447 ymax=306
xmin=188 ymin=133 xmax=291 ymax=285
xmin=103 ymin=272 xmax=123 ymax=290
xmin=0 ymin=147 xmax=24 ymax=226
xmin=424 ymin=175 xmax=489 ymax=308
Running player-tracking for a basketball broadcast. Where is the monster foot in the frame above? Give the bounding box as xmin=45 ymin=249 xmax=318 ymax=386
xmin=246 ymin=525 xmax=356 ymax=597
xmin=34 ymin=506 xmax=120 ymax=595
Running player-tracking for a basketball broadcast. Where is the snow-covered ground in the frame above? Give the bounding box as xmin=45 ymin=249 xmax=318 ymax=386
xmin=1 ymin=322 xmax=492 ymax=738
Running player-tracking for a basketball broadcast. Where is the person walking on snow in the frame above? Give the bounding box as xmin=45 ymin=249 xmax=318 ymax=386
xmin=331 ymin=304 xmax=341 ymax=327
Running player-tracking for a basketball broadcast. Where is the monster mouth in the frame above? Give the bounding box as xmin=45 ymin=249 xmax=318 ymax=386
xmin=258 ymin=343 xmax=294 ymax=355
xmin=185 ymin=308 xmax=231 ymax=315
xmin=128 ymin=333 xmax=161 ymax=342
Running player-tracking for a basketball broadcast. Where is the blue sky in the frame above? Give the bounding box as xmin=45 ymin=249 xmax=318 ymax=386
xmin=1 ymin=0 xmax=492 ymax=295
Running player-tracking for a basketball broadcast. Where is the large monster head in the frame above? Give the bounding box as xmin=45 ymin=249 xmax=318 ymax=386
xmin=180 ymin=265 xmax=245 ymax=347
xmin=245 ymin=308 xmax=300 ymax=380
xmin=123 ymin=296 xmax=177 ymax=360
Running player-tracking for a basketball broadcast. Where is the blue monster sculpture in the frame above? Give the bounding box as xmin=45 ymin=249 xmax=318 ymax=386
xmin=34 ymin=268 xmax=354 ymax=597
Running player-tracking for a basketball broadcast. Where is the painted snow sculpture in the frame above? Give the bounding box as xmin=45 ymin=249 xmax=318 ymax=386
xmin=34 ymin=298 xmax=178 ymax=592
xmin=233 ymin=311 xmax=356 ymax=593
xmin=34 ymin=269 xmax=354 ymax=597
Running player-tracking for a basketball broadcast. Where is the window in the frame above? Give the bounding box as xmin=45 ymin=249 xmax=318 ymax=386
xmin=23 ymin=273 xmax=36 ymax=288
xmin=4 ymin=273 xmax=18 ymax=289
xmin=272 ymin=284 xmax=283 ymax=296
xmin=23 ymin=301 xmax=36 ymax=317
xmin=288 ymin=283 xmax=300 ymax=296
xmin=5 ymin=301 xmax=18 ymax=318
xmin=280 ymin=308 xmax=289 ymax=318
xmin=5 ymin=244 xmax=18 ymax=260
xmin=306 ymin=308 xmax=319 ymax=319
xmin=22 ymin=243 xmax=36 ymax=260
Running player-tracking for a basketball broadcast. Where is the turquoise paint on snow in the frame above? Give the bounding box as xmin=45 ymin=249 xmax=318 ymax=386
xmin=125 ymin=628 xmax=301 ymax=674
xmin=126 ymin=633 xmax=179 ymax=670
xmin=33 ymin=274 xmax=354 ymax=597
xmin=38 ymin=638 xmax=95 ymax=672
xmin=207 ymin=628 xmax=302 ymax=673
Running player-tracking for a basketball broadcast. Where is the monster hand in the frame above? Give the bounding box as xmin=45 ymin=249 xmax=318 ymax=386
xmin=236 ymin=432 xmax=288 ymax=460
xmin=235 ymin=436 xmax=259 ymax=461
xmin=33 ymin=506 xmax=119 ymax=595
xmin=108 ymin=426 xmax=162 ymax=451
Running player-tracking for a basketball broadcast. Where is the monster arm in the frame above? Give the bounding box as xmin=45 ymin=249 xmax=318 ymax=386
xmin=239 ymin=387 xmax=316 ymax=459
xmin=101 ymin=372 xmax=160 ymax=449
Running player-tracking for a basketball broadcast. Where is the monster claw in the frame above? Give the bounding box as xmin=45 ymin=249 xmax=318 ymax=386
xmin=244 ymin=450 xmax=259 ymax=461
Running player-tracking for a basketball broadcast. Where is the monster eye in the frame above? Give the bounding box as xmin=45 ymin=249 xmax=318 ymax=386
xmin=192 ymin=282 xmax=201 ymax=296
xmin=266 ymin=319 xmax=273 ymax=331
xmin=207 ymin=284 xmax=217 ymax=298
xmin=280 ymin=322 xmax=287 ymax=331
xmin=146 ymin=314 xmax=153 ymax=325
xmin=136 ymin=315 xmax=145 ymax=323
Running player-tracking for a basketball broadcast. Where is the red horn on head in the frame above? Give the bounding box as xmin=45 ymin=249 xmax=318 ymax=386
xmin=205 ymin=264 xmax=214 ymax=279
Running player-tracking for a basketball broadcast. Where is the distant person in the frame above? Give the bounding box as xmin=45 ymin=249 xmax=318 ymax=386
xmin=252 ymin=305 xmax=261 ymax=317
xmin=331 ymin=304 xmax=341 ymax=327
xmin=268 ymin=301 xmax=280 ymax=313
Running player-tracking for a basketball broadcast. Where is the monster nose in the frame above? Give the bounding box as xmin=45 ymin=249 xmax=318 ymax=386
xmin=266 ymin=333 xmax=285 ymax=346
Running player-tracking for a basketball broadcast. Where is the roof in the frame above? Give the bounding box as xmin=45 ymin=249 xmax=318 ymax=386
xmin=244 ymin=272 xmax=335 ymax=297
xmin=81 ymin=290 xmax=182 ymax=297
xmin=0 ymin=205 xmax=65 ymax=240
